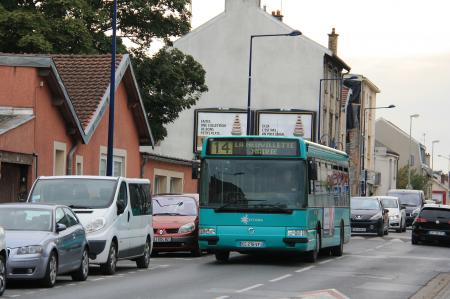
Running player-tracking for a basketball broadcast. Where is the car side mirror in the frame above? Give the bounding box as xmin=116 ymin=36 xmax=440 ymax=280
xmin=117 ymin=201 xmax=126 ymax=215
xmin=192 ymin=161 xmax=200 ymax=179
xmin=384 ymin=209 xmax=389 ymax=214
xmin=307 ymin=159 xmax=317 ymax=181
xmin=56 ymin=223 xmax=67 ymax=232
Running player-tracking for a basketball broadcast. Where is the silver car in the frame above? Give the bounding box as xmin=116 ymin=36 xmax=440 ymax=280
xmin=0 ymin=203 xmax=89 ymax=287
xmin=0 ymin=226 xmax=6 ymax=296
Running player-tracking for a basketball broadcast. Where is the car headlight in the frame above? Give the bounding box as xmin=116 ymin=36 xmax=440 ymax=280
xmin=287 ymin=229 xmax=307 ymax=237
xmin=17 ymin=245 xmax=43 ymax=255
xmin=178 ymin=222 xmax=195 ymax=234
xmin=390 ymin=214 xmax=400 ymax=220
xmin=199 ymin=227 xmax=216 ymax=235
xmin=85 ymin=217 xmax=106 ymax=234
xmin=370 ymin=212 xmax=382 ymax=220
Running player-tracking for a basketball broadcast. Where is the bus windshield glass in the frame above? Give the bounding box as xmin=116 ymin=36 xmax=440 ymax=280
xmin=30 ymin=179 xmax=118 ymax=209
xmin=200 ymin=159 xmax=306 ymax=211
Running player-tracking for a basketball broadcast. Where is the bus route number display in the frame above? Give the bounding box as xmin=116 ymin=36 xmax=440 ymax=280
xmin=207 ymin=138 xmax=299 ymax=156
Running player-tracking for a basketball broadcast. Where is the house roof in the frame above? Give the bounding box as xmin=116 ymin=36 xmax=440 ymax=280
xmin=340 ymin=86 xmax=352 ymax=109
xmin=375 ymin=140 xmax=399 ymax=156
xmin=52 ymin=55 xmax=122 ymax=130
xmin=0 ymin=53 xmax=154 ymax=146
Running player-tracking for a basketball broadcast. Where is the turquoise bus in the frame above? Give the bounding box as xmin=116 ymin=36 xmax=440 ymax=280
xmin=196 ymin=136 xmax=351 ymax=262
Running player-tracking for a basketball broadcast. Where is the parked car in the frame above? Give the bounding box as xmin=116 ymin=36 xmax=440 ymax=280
xmin=412 ymin=204 xmax=450 ymax=245
xmin=152 ymin=194 xmax=201 ymax=256
xmin=0 ymin=203 xmax=89 ymax=287
xmin=351 ymin=197 xmax=389 ymax=236
xmin=377 ymin=196 xmax=407 ymax=232
xmin=0 ymin=226 xmax=6 ymax=296
xmin=28 ymin=176 xmax=154 ymax=275
xmin=387 ymin=189 xmax=425 ymax=226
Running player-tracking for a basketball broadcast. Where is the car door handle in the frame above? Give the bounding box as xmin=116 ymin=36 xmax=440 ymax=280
xmin=128 ymin=211 xmax=130 ymax=222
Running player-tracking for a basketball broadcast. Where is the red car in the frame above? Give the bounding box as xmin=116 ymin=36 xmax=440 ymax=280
xmin=152 ymin=194 xmax=201 ymax=256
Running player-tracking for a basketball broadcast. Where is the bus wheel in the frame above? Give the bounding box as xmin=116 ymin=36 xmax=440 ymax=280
xmin=305 ymin=232 xmax=320 ymax=263
xmin=331 ymin=224 xmax=344 ymax=256
xmin=215 ymin=251 xmax=230 ymax=262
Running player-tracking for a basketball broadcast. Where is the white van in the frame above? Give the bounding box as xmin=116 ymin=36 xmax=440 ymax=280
xmin=28 ymin=176 xmax=153 ymax=275
xmin=387 ymin=189 xmax=425 ymax=226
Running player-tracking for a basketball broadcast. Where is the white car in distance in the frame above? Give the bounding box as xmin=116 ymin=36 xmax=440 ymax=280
xmin=377 ymin=196 xmax=406 ymax=232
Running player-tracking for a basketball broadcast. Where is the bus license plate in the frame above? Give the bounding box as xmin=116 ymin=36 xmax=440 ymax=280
xmin=240 ymin=241 xmax=263 ymax=248
xmin=352 ymin=227 xmax=366 ymax=232
xmin=154 ymin=237 xmax=172 ymax=242
xmin=429 ymin=231 xmax=445 ymax=236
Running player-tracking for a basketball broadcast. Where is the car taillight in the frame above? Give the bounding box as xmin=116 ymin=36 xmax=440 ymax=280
xmin=415 ymin=217 xmax=427 ymax=223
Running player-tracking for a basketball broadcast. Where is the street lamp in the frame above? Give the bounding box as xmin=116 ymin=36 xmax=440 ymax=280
xmin=360 ymin=104 xmax=396 ymax=195
xmin=246 ymin=30 xmax=302 ymax=135
xmin=407 ymin=114 xmax=420 ymax=189
xmin=317 ymin=75 xmax=358 ymax=145
xmin=106 ymin=0 xmax=118 ymax=176
xmin=431 ymin=140 xmax=440 ymax=172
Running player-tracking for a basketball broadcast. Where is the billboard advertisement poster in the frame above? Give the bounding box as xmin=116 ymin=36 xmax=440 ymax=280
xmin=194 ymin=110 xmax=247 ymax=152
xmin=256 ymin=111 xmax=315 ymax=141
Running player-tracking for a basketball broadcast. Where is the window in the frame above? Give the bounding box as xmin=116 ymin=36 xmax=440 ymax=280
xmin=76 ymin=155 xmax=83 ymax=175
xmin=63 ymin=208 xmax=79 ymax=226
xmin=54 ymin=141 xmax=66 ymax=176
xmin=129 ymin=183 xmax=152 ymax=216
xmin=154 ymin=175 xmax=167 ymax=194
xmin=100 ymin=154 xmax=125 ymax=176
xmin=117 ymin=182 xmax=128 ymax=209
xmin=56 ymin=208 xmax=70 ymax=227
xmin=170 ymin=177 xmax=183 ymax=193
xmin=410 ymin=155 xmax=415 ymax=166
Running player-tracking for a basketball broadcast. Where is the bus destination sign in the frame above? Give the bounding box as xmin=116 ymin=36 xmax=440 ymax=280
xmin=207 ymin=138 xmax=299 ymax=156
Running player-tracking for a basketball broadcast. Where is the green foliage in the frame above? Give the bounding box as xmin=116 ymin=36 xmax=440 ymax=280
xmin=397 ymin=166 xmax=430 ymax=192
xmin=0 ymin=0 xmax=207 ymax=141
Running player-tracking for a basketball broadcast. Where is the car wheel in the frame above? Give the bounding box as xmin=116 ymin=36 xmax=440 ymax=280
xmin=100 ymin=241 xmax=117 ymax=275
xmin=0 ymin=254 xmax=6 ymax=296
xmin=412 ymin=236 xmax=418 ymax=245
xmin=71 ymin=248 xmax=89 ymax=281
xmin=214 ymin=251 xmax=230 ymax=262
xmin=136 ymin=238 xmax=151 ymax=269
xmin=191 ymin=245 xmax=202 ymax=257
xmin=384 ymin=225 xmax=389 ymax=235
xmin=41 ymin=252 xmax=58 ymax=288
xmin=403 ymin=220 xmax=407 ymax=232
xmin=377 ymin=222 xmax=384 ymax=237
xmin=331 ymin=224 xmax=344 ymax=256
xmin=305 ymin=231 xmax=320 ymax=263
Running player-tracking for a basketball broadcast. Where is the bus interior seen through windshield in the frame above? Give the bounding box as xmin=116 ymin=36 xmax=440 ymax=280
xmin=200 ymin=159 xmax=306 ymax=211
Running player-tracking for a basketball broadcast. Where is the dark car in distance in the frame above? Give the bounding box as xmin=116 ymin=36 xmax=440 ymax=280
xmin=412 ymin=204 xmax=450 ymax=245
xmin=351 ymin=197 xmax=389 ymax=236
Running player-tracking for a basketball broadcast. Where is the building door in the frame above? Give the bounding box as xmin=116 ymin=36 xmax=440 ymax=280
xmin=0 ymin=163 xmax=28 ymax=202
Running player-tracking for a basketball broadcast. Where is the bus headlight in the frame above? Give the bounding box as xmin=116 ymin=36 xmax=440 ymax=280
xmin=287 ymin=229 xmax=307 ymax=236
xmin=199 ymin=227 xmax=216 ymax=235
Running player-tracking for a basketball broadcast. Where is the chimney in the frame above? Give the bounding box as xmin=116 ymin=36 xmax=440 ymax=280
xmin=271 ymin=10 xmax=284 ymax=22
xmin=328 ymin=27 xmax=339 ymax=55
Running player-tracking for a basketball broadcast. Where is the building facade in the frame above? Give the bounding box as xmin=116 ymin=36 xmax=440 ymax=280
xmin=374 ymin=141 xmax=399 ymax=195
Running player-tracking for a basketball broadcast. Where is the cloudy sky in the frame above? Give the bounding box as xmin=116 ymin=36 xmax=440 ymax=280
xmin=190 ymin=0 xmax=450 ymax=172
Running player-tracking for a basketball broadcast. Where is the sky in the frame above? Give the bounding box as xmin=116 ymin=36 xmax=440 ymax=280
xmin=190 ymin=0 xmax=450 ymax=172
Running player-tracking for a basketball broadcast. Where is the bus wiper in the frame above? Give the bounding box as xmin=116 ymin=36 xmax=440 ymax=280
xmin=153 ymin=212 xmax=180 ymax=216
xmin=215 ymin=199 xmax=264 ymax=211
xmin=68 ymin=205 xmax=91 ymax=209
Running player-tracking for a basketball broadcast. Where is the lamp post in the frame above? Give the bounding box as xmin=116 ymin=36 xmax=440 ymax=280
xmin=359 ymin=104 xmax=396 ymax=195
xmin=246 ymin=30 xmax=302 ymax=135
xmin=431 ymin=140 xmax=440 ymax=172
xmin=106 ymin=0 xmax=117 ymax=176
xmin=407 ymin=114 xmax=420 ymax=189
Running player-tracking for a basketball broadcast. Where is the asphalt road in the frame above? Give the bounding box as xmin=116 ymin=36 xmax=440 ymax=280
xmin=4 ymin=229 xmax=450 ymax=299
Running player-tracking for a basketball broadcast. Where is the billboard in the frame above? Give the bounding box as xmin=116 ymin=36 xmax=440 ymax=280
xmin=256 ymin=110 xmax=315 ymax=141
xmin=194 ymin=110 xmax=247 ymax=153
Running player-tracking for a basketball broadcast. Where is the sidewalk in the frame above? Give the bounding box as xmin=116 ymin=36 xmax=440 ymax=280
xmin=410 ymin=273 xmax=450 ymax=299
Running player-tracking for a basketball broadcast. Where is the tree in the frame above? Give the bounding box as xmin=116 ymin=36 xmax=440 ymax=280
xmin=0 ymin=0 xmax=207 ymax=141
xmin=397 ymin=166 xmax=430 ymax=192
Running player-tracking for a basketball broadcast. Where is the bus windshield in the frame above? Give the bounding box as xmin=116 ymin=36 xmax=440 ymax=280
xmin=200 ymin=159 xmax=306 ymax=211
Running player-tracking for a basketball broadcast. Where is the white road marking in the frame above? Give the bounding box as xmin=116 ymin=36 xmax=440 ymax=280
xmin=127 ymin=271 xmax=136 ymax=274
xmin=295 ymin=266 xmax=315 ymax=273
xmin=236 ymin=283 xmax=264 ymax=293
xmin=91 ymin=278 xmax=105 ymax=281
xmin=336 ymin=256 xmax=345 ymax=260
xmin=318 ymin=259 xmax=333 ymax=265
xmin=269 ymin=274 xmax=292 ymax=282
xmin=375 ymin=245 xmax=384 ymax=249
xmin=351 ymin=254 xmax=450 ymax=262
xmin=213 ymin=296 xmax=230 ymax=299
xmin=5 ymin=295 xmax=21 ymax=298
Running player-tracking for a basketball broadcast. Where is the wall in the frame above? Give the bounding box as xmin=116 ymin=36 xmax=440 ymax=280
xmin=374 ymin=150 xmax=398 ymax=195
xmin=145 ymin=1 xmax=330 ymax=161
xmin=143 ymin=160 xmax=197 ymax=194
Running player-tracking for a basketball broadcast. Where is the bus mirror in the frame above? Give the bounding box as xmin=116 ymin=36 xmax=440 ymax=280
xmin=192 ymin=161 xmax=200 ymax=179
xmin=308 ymin=160 xmax=317 ymax=181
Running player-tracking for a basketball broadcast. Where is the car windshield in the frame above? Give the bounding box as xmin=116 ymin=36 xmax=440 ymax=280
xmin=200 ymin=159 xmax=306 ymax=211
xmin=388 ymin=193 xmax=421 ymax=207
xmin=152 ymin=196 xmax=197 ymax=216
xmin=0 ymin=208 xmax=52 ymax=231
xmin=420 ymin=208 xmax=450 ymax=220
xmin=351 ymin=198 xmax=380 ymax=210
xmin=381 ymin=198 xmax=398 ymax=208
xmin=30 ymin=178 xmax=118 ymax=209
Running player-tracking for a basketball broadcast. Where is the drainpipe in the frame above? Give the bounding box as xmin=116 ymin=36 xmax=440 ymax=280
xmin=67 ymin=141 xmax=79 ymax=175
xmin=140 ymin=154 xmax=148 ymax=179
xmin=33 ymin=153 xmax=38 ymax=180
